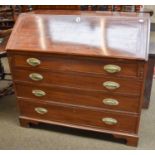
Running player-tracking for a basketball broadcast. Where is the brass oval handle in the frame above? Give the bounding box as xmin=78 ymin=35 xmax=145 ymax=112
xmin=103 ymin=81 xmax=120 ymax=90
xmin=32 ymin=90 xmax=46 ymax=97
xmin=104 ymin=64 xmax=121 ymax=73
xmin=35 ymin=107 xmax=48 ymax=115
xmin=102 ymin=117 xmax=118 ymax=125
xmin=27 ymin=58 xmax=41 ymax=67
xmin=103 ymin=98 xmax=119 ymax=106
xmin=29 ymin=73 xmax=43 ymax=81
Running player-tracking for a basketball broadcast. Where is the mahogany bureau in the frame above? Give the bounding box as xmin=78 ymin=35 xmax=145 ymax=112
xmin=6 ymin=11 xmax=150 ymax=146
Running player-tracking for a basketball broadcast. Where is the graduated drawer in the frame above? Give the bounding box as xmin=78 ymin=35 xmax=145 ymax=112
xmin=18 ymin=99 xmax=139 ymax=134
xmin=15 ymin=83 xmax=140 ymax=113
xmin=12 ymin=54 xmax=144 ymax=78
xmin=13 ymin=69 xmax=142 ymax=95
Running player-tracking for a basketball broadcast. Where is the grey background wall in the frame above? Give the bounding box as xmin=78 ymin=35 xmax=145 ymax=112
xmin=144 ymin=5 xmax=155 ymax=23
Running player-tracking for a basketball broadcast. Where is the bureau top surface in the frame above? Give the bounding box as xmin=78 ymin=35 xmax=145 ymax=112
xmin=6 ymin=10 xmax=150 ymax=60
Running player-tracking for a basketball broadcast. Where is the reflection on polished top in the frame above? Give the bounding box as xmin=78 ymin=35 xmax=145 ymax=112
xmin=6 ymin=10 xmax=150 ymax=60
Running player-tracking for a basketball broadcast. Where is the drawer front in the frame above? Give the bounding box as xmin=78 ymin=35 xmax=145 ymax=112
xmin=13 ymin=55 xmax=143 ymax=78
xmin=15 ymin=83 xmax=140 ymax=113
xmin=13 ymin=69 xmax=142 ymax=95
xmin=18 ymin=99 xmax=139 ymax=133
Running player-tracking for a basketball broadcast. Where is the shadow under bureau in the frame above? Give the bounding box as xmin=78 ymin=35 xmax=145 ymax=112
xmin=6 ymin=10 xmax=150 ymax=146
